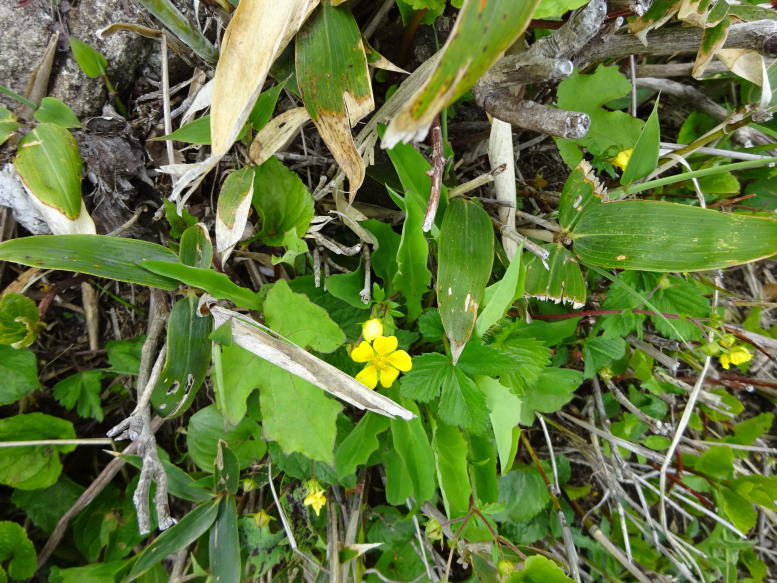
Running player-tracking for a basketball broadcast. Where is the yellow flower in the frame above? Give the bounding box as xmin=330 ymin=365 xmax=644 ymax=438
xmin=303 ymin=480 xmax=326 ymax=516
xmin=719 ymin=345 xmax=752 ymax=369
xmin=362 ymin=318 xmax=384 ymax=341
xmin=351 ymin=335 xmax=412 ymax=389
xmin=250 ymin=509 xmax=274 ymax=528
xmin=612 ymin=148 xmax=633 ymax=171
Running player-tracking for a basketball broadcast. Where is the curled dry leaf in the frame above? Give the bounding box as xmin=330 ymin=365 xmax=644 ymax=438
xmin=206 ymin=304 xmax=415 ymax=420
xmin=248 ymin=107 xmax=311 ymax=166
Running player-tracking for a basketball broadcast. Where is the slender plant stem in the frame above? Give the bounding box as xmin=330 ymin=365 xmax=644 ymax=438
xmin=0 ymin=84 xmax=37 ymax=111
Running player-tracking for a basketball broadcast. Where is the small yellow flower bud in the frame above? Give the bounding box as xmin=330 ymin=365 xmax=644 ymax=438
xmin=362 ymin=318 xmax=384 ymax=341
xmin=303 ymin=480 xmax=327 ymax=516
xmin=612 ymin=148 xmax=633 ymax=171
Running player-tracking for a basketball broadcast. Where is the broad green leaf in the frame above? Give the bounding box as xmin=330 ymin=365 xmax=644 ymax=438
xmin=264 ymin=279 xmax=345 ymax=352
xmin=385 ymin=156 xmax=432 ymax=321
xmin=335 ymin=413 xmax=390 ymax=479
xmin=133 ymin=0 xmax=218 ymax=63
xmin=0 ymin=235 xmax=180 ymax=290
xmin=52 ymin=370 xmax=104 ymax=421
xmin=400 ymin=352 xmax=451 ymax=402
xmin=258 ymin=361 xmax=342 ymax=465
xmin=0 ymin=106 xmax=19 ymax=146
xmin=437 ymin=198 xmax=494 ymax=362
xmin=523 ymin=244 xmax=586 ymax=309
xmin=534 ymin=0 xmax=589 ymax=18
xmin=211 ymin=0 xmax=317 ymax=155
xmin=216 ymin=168 xmax=254 ymax=260
xmin=695 ymin=446 xmax=734 ymax=480
xmin=239 ymin=518 xmax=287 ymax=578
xmin=210 ymin=496 xmax=240 ymax=583
xmin=186 ymin=406 xmax=266 ymax=471
xmin=457 ymin=341 xmax=524 ymax=378
xmin=432 ymin=420 xmax=471 ymax=519
xmin=0 ymin=521 xmax=37 ymax=581
xmin=151 ymin=295 xmax=213 ymax=417
xmin=326 ymin=265 xmax=369 ymax=309
xmin=14 ymin=123 xmax=94 ymax=234
xmin=252 ymin=157 xmax=314 ymax=246
xmin=570 ymin=201 xmax=777 ymax=271
xmin=49 ymin=560 xmax=130 ymax=583
xmin=156 ymin=115 xmax=212 ymax=144
xmin=68 ymin=37 xmax=107 ymax=78
xmin=390 ymin=398 xmax=436 ymax=504
xmin=556 ymin=66 xmax=644 ymax=161
xmin=731 ymin=413 xmax=774 ymax=445
xmin=127 ymin=501 xmax=220 ymax=580
xmin=476 ymin=249 xmax=524 ymax=337
xmin=383 ymin=0 xmax=539 ymax=146
xmin=248 ymin=81 xmax=287 ymax=130
xmin=496 ymin=336 xmax=551 ymax=392
xmin=507 ymin=554 xmax=575 ymax=582
xmin=179 ymin=223 xmax=213 ymax=269
xmin=468 ymin=432 xmax=499 ymax=504
xmin=33 ymin=97 xmax=81 ymax=128
xmin=583 ymin=336 xmax=627 ymax=378
xmin=439 ymin=367 xmax=489 ymax=434
xmin=621 ymin=96 xmax=661 ymax=185
xmin=497 ymin=466 xmax=550 ymax=523
xmin=513 ymin=368 xmax=582 ymax=426
xmin=384 ymin=448 xmax=414 ymax=505
xmin=11 ymin=476 xmax=84 ymax=534
xmin=719 ymin=487 xmax=757 ymax=533
xmin=0 ymin=413 xmax=76 ymax=490
xmin=478 ymin=376 xmax=522 ymax=474
xmin=106 ymin=336 xmax=144 ymax=375
xmin=296 ymin=2 xmax=373 ymax=193
xmin=0 ymin=293 xmax=43 ymax=349
xmin=213 ymin=343 xmax=264 ymax=426
xmin=140 ymin=261 xmax=260 ymax=309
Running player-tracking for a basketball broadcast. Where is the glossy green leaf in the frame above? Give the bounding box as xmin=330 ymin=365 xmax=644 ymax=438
xmin=0 ymin=413 xmax=76 ymax=490
xmin=326 ymin=265 xmax=369 ymax=309
xmin=151 ymin=295 xmax=213 ymax=418
xmin=507 ymin=554 xmax=575 ymax=583
xmin=523 ymin=244 xmax=586 ymax=309
xmin=476 ymin=248 xmax=524 ymax=337
xmin=389 ymin=398 xmax=436 ymax=505
xmin=570 ymin=201 xmax=777 ymax=271
xmin=385 ymin=149 xmax=433 ymax=321
xmin=621 ymin=96 xmax=660 ymax=185
xmin=127 ymin=501 xmax=220 ymax=580
xmin=0 ymin=521 xmax=37 ymax=581
xmin=478 ymin=376 xmax=522 ymax=474
xmin=216 ymin=168 xmax=254 ymax=260
xmin=33 ymin=97 xmax=81 ymax=128
xmin=186 ymin=406 xmax=266 ymax=471
xmin=68 ymin=37 xmax=107 ymax=78
xmin=210 ymin=496 xmax=240 ymax=583
xmin=719 ymin=486 xmax=757 ymax=533
xmin=0 ymin=235 xmax=180 ymax=290
xmin=437 ymin=198 xmax=494 ymax=362
xmin=0 ymin=293 xmax=43 ymax=349
xmin=134 ymin=0 xmax=218 ymax=63
xmin=296 ymin=2 xmax=373 ymax=192
xmin=383 ymin=0 xmax=539 ymax=146
xmin=264 ymin=279 xmax=345 ymax=352
xmin=252 ymin=157 xmax=314 ymax=245
xmin=498 ymin=466 xmax=550 ymax=523
xmin=248 ymin=81 xmax=287 ymax=130
xmin=140 ymin=261 xmax=260 ymax=309
xmin=258 ymin=360 xmax=342 ymax=465
xmin=157 ymin=115 xmax=212 ymax=144
xmin=432 ymin=420 xmax=471 ymax=519
xmin=0 ymin=106 xmax=19 ymax=146
xmin=335 ymin=412 xmax=390 ymax=479
xmin=14 ymin=123 xmax=84 ymax=220
xmin=179 ymin=224 xmax=213 ymax=269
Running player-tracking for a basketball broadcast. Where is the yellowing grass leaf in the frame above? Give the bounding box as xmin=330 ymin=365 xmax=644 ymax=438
xmin=296 ymin=3 xmax=374 ymax=196
xmin=382 ymin=0 xmax=539 ymax=148
xmin=215 ymin=168 xmax=254 ymax=262
xmin=248 ymin=107 xmax=310 ymax=165
xmin=211 ymin=0 xmax=318 ymax=156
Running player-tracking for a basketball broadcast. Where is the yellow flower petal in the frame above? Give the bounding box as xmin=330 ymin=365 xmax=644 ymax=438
xmin=719 ymin=353 xmax=731 ymax=369
xmin=379 ymin=365 xmax=400 ymax=388
xmin=386 ymin=349 xmax=412 ymax=372
xmin=362 ymin=318 xmax=384 ymax=341
xmin=303 ymin=486 xmax=326 ymax=516
xmin=351 ymin=341 xmax=375 ymax=363
xmin=612 ymin=149 xmax=633 ymax=171
xmin=373 ymin=335 xmax=398 ymax=356
xmin=729 ymin=347 xmax=752 ymax=366
xmin=356 ymin=364 xmax=379 ymax=389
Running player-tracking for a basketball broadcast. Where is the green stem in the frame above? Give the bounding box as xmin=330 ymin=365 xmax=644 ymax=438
xmin=610 ymin=156 xmax=777 ymax=199
xmin=0 ymin=84 xmax=37 ymax=111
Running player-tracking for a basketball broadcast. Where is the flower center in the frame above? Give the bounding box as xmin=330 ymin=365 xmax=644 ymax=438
xmin=373 ymin=355 xmax=391 ymax=371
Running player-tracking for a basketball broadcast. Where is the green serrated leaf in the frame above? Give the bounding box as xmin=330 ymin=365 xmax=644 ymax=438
xmin=498 ymin=466 xmax=550 ymax=523
xmin=0 ymin=521 xmax=37 ymax=581
xmin=252 ymin=157 xmax=314 ymax=245
xmin=507 ymin=554 xmax=575 ymax=582
xmin=0 ymin=235 xmax=180 ymax=290
xmin=437 ymin=198 xmax=494 ymax=362
xmin=52 ymin=370 xmax=104 ymax=421
xmin=0 ymin=293 xmax=43 ymax=349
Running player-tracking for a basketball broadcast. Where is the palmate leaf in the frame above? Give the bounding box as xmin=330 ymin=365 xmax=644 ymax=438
xmin=570 ymin=201 xmax=777 ymax=271
xmin=296 ymin=2 xmax=374 ymax=195
xmin=383 ymin=0 xmax=539 ymax=146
